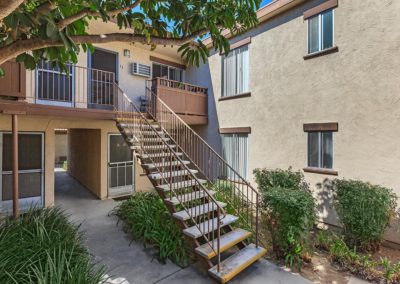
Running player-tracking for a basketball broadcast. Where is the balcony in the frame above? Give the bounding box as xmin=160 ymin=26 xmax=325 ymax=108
xmin=148 ymin=78 xmax=208 ymax=125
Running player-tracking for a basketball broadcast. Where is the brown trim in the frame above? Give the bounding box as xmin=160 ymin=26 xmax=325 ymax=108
xmin=0 ymin=101 xmax=116 ymax=120
xmin=219 ymin=92 xmax=251 ymax=101
xmin=303 ymin=46 xmax=339 ymax=60
xmin=303 ymin=0 xmax=338 ymax=20
xmin=303 ymin=122 xmax=338 ymax=132
xmin=149 ymin=56 xmax=186 ymax=70
xmin=303 ymin=167 xmax=338 ymax=176
xmin=28 ymin=104 xmax=116 ymax=120
xmin=219 ymin=127 xmax=251 ymax=134
xmin=230 ymin=37 xmax=251 ymax=51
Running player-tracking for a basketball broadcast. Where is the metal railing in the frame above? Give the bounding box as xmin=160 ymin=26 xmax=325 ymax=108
xmin=149 ymin=77 xmax=208 ymax=94
xmin=145 ymin=85 xmax=265 ymax=248
xmin=29 ymin=62 xmax=116 ymax=109
xmin=114 ymin=85 xmax=225 ymax=272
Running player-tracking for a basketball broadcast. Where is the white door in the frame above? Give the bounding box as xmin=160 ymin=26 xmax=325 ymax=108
xmin=108 ymin=134 xmax=134 ymax=197
xmin=0 ymin=132 xmax=44 ymax=213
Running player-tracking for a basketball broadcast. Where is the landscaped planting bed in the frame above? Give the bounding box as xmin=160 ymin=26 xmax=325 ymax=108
xmin=0 ymin=207 xmax=105 ymax=284
xmin=114 ymin=192 xmax=191 ymax=267
xmin=253 ymin=167 xmax=400 ymax=284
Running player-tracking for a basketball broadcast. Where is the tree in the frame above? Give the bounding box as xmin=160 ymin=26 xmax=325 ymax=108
xmin=0 ymin=0 xmax=260 ymax=74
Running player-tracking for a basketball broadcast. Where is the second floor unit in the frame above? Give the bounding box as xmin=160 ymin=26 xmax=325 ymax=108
xmin=0 ymin=20 xmax=208 ymax=125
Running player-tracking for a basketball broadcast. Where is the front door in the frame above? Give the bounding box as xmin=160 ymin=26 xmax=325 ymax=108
xmin=89 ymin=48 xmax=118 ymax=109
xmin=108 ymin=134 xmax=134 ymax=197
xmin=0 ymin=133 xmax=44 ymax=213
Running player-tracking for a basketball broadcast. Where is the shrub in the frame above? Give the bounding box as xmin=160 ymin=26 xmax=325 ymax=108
xmin=254 ymin=168 xmax=316 ymax=269
xmin=332 ymin=179 xmax=398 ymax=251
xmin=114 ymin=192 xmax=190 ymax=266
xmin=0 ymin=207 xmax=105 ymax=284
xmin=254 ymin=167 xmax=309 ymax=193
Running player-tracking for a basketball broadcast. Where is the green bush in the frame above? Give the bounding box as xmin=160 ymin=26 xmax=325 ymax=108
xmin=0 ymin=207 xmax=105 ymax=284
xmin=254 ymin=167 xmax=309 ymax=192
xmin=332 ymin=179 xmax=398 ymax=251
xmin=254 ymin=168 xmax=316 ymax=269
xmin=114 ymin=192 xmax=190 ymax=266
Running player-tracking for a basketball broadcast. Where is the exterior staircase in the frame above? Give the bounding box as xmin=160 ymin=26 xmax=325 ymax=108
xmin=113 ymin=83 xmax=267 ymax=283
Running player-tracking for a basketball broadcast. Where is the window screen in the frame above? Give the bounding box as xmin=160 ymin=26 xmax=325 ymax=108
xmin=221 ymin=133 xmax=249 ymax=179
xmin=222 ymin=45 xmax=249 ymax=97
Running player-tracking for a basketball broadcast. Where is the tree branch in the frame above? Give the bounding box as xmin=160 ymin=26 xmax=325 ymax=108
xmin=56 ymin=0 xmax=143 ymax=30
xmin=0 ymin=30 xmax=210 ymax=65
xmin=0 ymin=0 xmax=25 ymax=21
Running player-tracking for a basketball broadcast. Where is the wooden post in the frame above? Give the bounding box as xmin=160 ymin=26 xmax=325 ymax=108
xmin=12 ymin=114 xmax=19 ymax=218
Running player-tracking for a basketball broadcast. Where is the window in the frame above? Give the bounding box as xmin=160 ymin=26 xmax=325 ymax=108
xmin=37 ymin=61 xmax=74 ymax=106
xmin=221 ymin=133 xmax=249 ymax=179
xmin=308 ymin=9 xmax=334 ymax=54
xmin=0 ymin=133 xmax=44 ymax=212
xmin=152 ymin=63 xmax=183 ymax=82
xmin=222 ymin=45 xmax=249 ymax=97
xmin=307 ymin=132 xmax=333 ymax=169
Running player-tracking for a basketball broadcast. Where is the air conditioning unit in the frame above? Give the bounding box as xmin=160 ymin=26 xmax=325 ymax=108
xmin=131 ymin=62 xmax=151 ymax=77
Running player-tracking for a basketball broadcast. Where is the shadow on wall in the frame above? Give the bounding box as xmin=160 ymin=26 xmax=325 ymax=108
xmin=314 ymin=178 xmax=400 ymax=245
xmin=185 ymin=62 xmax=222 ymax=153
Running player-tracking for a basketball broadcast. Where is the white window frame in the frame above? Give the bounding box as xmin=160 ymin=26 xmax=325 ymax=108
xmin=307 ymin=9 xmax=335 ymax=54
xmin=221 ymin=45 xmax=250 ymax=98
xmin=107 ymin=133 xmax=135 ymax=198
xmin=151 ymin=62 xmax=184 ymax=82
xmin=221 ymin=133 xmax=249 ymax=180
xmin=0 ymin=132 xmax=45 ymax=213
xmin=307 ymin=131 xmax=334 ymax=169
xmin=35 ymin=62 xmax=75 ymax=107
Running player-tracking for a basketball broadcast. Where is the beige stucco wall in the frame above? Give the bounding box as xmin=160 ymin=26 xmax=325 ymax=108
xmin=68 ymin=129 xmax=102 ymax=198
xmin=0 ymin=114 xmax=153 ymax=208
xmin=187 ymin=0 xmax=400 ymax=243
xmin=55 ymin=133 xmax=68 ymax=164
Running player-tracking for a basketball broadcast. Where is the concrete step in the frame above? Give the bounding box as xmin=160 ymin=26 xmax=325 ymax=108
xmin=156 ymin=179 xmax=207 ymax=192
xmin=183 ymin=214 xmax=238 ymax=239
xmin=195 ymin=228 xmax=252 ymax=259
xmin=208 ymin=243 xmax=267 ymax=283
xmin=164 ymin=190 xmax=216 ymax=206
xmin=173 ymin=201 xmax=226 ymax=221
xmin=149 ymin=169 xmax=198 ymax=180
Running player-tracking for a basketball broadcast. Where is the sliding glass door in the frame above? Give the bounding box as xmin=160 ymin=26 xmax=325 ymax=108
xmin=0 ymin=133 xmax=44 ymax=213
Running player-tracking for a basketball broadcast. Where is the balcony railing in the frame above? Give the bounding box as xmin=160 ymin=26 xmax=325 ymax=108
xmin=26 ymin=63 xmax=116 ymax=110
xmin=147 ymin=78 xmax=208 ymax=125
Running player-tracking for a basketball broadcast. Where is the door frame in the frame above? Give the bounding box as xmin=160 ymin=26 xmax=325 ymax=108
xmin=107 ymin=133 xmax=135 ymax=198
xmin=88 ymin=47 xmax=119 ymax=82
xmin=0 ymin=132 xmax=45 ymax=213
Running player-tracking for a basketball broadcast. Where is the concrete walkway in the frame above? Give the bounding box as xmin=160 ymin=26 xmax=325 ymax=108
xmin=55 ymin=172 xmax=311 ymax=284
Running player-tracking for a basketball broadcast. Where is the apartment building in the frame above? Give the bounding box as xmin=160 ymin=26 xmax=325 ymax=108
xmin=0 ymin=19 xmax=208 ymax=213
xmin=185 ymin=0 xmax=400 ymax=244
xmin=1 ymin=0 xmax=398 ymax=248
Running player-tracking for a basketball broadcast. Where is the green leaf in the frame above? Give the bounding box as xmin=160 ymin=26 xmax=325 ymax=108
xmin=0 ymin=68 xmax=5 ymax=78
xmin=46 ymin=21 xmax=59 ymax=38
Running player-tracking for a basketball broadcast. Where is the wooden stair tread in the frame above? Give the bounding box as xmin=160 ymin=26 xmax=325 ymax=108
xmin=156 ymin=179 xmax=207 ymax=191
xmin=118 ymin=123 xmax=160 ymax=129
xmin=183 ymin=214 xmax=238 ymax=239
xmin=140 ymin=137 xmax=170 ymax=142
xmin=149 ymin=169 xmax=198 ymax=180
xmin=136 ymin=144 xmax=176 ymax=150
xmin=208 ymin=243 xmax=267 ymax=283
xmin=173 ymin=201 xmax=226 ymax=221
xmin=195 ymin=228 xmax=252 ymax=259
xmin=142 ymin=160 xmax=190 ymax=169
xmin=165 ymin=190 xmax=215 ymax=206
xmin=140 ymin=152 xmax=182 ymax=159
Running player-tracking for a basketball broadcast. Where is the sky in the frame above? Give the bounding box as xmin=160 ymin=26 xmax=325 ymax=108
xmin=260 ymin=0 xmax=273 ymax=8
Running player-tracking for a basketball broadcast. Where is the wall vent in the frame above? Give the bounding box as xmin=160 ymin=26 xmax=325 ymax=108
xmin=131 ymin=62 xmax=151 ymax=77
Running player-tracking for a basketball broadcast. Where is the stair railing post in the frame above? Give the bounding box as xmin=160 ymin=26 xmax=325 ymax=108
xmin=256 ymin=194 xmax=259 ymax=248
xmin=217 ymin=206 xmax=221 ymax=273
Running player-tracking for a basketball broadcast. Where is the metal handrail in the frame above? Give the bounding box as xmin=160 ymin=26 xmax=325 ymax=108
xmin=113 ymin=85 xmax=225 ymax=271
xmin=145 ymin=81 xmax=264 ymax=247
